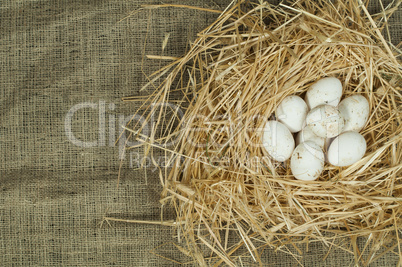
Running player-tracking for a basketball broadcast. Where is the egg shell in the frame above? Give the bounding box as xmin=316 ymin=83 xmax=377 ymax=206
xmin=291 ymin=141 xmax=325 ymax=181
xmin=338 ymin=95 xmax=369 ymax=132
xmin=262 ymin=121 xmax=295 ymax=162
xmin=296 ymin=125 xmax=325 ymax=148
xmin=305 ymin=77 xmax=343 ymax=109
xmin=275 ymin=95 xmax=308 ymax=133
xmin=306 ymin=104 xmax=345 ymax=138
xmin=327 ymin=131 xmax=366 ymax=167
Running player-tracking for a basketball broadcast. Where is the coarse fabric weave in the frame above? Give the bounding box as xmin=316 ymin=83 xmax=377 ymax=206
xmin=0 ymin=0 xmax=401 ymax=266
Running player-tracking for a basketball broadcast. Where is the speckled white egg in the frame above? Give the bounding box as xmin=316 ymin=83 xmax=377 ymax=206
xmin=275 ymin=95 xmax=308 ymax=133
xmin=305 ymin=77 xmax=343 ymax=109
xmin=306 ymin=105 xmax=345 ymax=138
xmin=327 ymin=131 xmax=366 ymax=167
xmin=296 ymin=125 xmax=325 ymax=148
xmin=262 ymin=120 xmax=295 ymax=162
xmin=338 ymin=95 xmax=369 ymax=132
xmin=291 ymin=141 xmax=325 ymax=181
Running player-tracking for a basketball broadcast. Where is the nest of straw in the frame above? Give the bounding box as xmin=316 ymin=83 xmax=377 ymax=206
xmin=124 ymin=0 xmax=402 ymax=265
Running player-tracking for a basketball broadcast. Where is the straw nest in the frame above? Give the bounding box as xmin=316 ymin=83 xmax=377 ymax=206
xmin=122 ymin=0 xmax=402 ymax=265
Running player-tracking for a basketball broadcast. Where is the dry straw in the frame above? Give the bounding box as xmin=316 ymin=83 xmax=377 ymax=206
xmin=117 ymin=0 xmax=402 ymax=265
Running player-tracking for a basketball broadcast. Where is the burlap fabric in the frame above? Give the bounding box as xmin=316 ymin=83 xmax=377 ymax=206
xmin=0 ymin=0 xmax=401 ymax=266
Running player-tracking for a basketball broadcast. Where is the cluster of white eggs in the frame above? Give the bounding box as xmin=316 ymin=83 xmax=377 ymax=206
xmin=262 ymin=77 xmax=369 ymax=181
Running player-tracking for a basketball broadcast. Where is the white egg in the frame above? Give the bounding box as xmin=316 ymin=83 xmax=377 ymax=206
xmin=262 ymin=120 xmax=295 ymax=162
xmin=290 ymin=141 xmax=325 ymax=181
xmin=296 ymin=125 xmax=325 ymax=148
xmin=275 ymin=95 xmax=308 ymax=133
xmin=327 ymin=131 xmax=367 ymax=167
xmin=305 ymin=77 xmax=343 ymax=109
xmin=306 ymin=105 xmax=345 ymax=138
xmin=338 ymin=95 xmax=369 ymax=132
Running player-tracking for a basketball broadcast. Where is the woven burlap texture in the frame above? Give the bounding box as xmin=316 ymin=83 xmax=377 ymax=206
xmin=0 ymin=0 xmax=401 ymax=266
